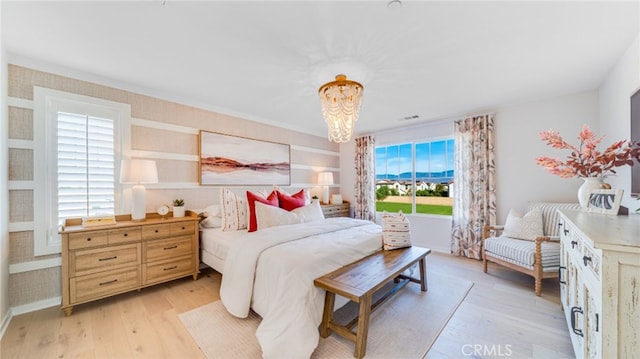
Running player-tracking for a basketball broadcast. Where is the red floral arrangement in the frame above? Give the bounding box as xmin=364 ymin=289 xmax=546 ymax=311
xmin=536 ymin=124 xmax=640 ymax=178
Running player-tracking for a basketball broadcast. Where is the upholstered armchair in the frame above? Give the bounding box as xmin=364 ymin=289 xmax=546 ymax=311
xmin=481 ymin=202 xmax=581 ymax=296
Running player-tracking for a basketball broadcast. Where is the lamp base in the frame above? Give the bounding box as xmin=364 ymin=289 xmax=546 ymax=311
xmin=131 ymin=184 xmax=147 ymax=221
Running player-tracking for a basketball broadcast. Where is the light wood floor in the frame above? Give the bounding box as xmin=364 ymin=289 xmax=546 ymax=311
xmin=1 ymin=252 xmax=574 ymax=358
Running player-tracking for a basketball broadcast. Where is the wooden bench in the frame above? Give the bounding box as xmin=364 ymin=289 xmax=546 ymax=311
xmin=314 ymin=246 xmax=431 ymax=359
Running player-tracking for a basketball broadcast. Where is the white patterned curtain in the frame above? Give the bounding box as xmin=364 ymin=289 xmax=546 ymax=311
xmin=354 ymin=136 xmax=376 ymax=221
xmin=451 ymin=114 xmax=496 ymax=259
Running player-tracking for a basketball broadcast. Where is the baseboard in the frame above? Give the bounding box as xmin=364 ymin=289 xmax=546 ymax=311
xmin=11 ymin=296 xmax=61 ymax=316
xmin=0 ymin=307 xmax=13 ymax=341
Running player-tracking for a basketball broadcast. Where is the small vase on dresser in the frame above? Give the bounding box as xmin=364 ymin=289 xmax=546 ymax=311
xmin=577 ymin=177 xmax=606 ymax=208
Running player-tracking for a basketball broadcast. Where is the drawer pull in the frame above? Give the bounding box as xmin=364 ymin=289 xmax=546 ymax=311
xmin=98 ymin=256 xmax=118 ymax=262
xmin=563 ymin=228 xmax=569 ymax=236
xmin=163 ymin=245 xmax=178 ymax=250
xmin=155 ymin=230 xmax=159 ymax=233
xmin=181 ymin=226 xmax=186 ymax=230
xmin=595 ymin=313 xmax=599 ymax=332
xmin=571 ymin=306 xmax=584 ymax=337
xmin=163 ymin=266 xmax=178 ymax=271
xmin=583 ymin=255 xmax=592 ymax=267
xmin=124 ymin=233 xmax=128 ymax=237
xmin=558 ymin=266 xmax=566 ymax=285
xmin=86 ymin=238 xmax=92 ymax=242
xmin=99 ymin=279 xmax=118 ymax=286
xmin=571 ymin=240 xmax=578 ymax=249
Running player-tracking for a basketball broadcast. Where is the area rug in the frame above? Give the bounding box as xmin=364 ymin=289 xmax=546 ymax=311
xmin=179 ymin=271 xmax=473 ymax=359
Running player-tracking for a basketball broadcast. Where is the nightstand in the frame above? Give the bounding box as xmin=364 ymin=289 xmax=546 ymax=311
xmin=321 ymin=201 xmax=350 ymax=218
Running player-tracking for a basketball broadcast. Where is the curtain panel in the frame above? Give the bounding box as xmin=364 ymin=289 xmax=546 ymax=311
xmin=354 ymin=136 xmax=376 ymax=221
xmin=451 ymin=114 xmax=496 ymax=259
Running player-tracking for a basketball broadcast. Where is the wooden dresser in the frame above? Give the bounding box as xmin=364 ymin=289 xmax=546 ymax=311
xmin=60 ymin=212 xmax=200 ymax=316
xmin=321 ymin=201 xmax=350 ymax=218
xmin=558 ymin=210 xmax=639 ymax=358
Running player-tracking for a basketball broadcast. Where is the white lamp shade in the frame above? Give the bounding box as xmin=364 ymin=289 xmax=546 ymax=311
xmin=318 ymin=172 xmax=334 ymax=186
xmin=120 ymin=159 xmax=159 ymax=184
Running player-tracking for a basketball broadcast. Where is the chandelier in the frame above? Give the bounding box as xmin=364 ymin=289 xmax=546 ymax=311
xmin=318 ymin=74 xmax=364 ymax=143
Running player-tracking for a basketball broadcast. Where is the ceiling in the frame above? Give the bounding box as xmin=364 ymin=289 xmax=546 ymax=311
xmin=2 ymin=1 xmax=639 ymax=139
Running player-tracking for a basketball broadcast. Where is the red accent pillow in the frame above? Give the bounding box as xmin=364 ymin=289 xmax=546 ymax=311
xmin=277 ymin=189 xmax=306 ymax=211
xmin=247 ymin=190 xmax=279 ymax=232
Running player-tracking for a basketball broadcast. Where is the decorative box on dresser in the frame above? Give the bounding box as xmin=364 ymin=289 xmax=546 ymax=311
xmin=321 ymin=201 xmax=350 ymax=218
xmin=558 ymin=209 xmax=639 ymax=359
xmin=60 ymin=212 xmax=200 ymax=316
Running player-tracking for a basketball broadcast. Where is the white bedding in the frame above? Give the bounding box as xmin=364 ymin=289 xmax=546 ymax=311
xmin=200 ymin=227 xmax=245 ymax=273
xmin=220 ymin=217 xmax=382 ymax=359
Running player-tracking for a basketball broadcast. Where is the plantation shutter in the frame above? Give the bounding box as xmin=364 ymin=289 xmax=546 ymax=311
xmin=56 ymin=112 xmax=116 ymax=224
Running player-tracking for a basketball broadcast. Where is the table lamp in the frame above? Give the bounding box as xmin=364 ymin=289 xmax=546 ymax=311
xmin=120 ymin=159 xmax=158 ymax=221
xmin=318 ymin=172 xmax=334 ymax=204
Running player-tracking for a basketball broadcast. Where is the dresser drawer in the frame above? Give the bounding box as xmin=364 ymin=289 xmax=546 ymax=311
xmin=142 ymin=256 xmax=194 ymax=285
xmin=144 ymin=236 xmax=193 ymax=262
xmin=582 ymin=242 xmax=601 ymax=280
xmin=68 ymin=231 xmax=108 ymax=250
xmin=71 ymin=243 xmax=141 ymax=277
xmin=142 ymin=223 xmax=171 ymax=240
xmin=70 ymin=266 xmax=140 ymax=303
xmin=108 ymin=227 xmax=141 ymax=245
xmin=171 ymin=221 xmax=195 ymax=235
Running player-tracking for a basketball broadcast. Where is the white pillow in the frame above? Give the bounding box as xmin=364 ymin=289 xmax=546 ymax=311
xmin=204 ymin=204 xmax=222 ymax=218
xmin=220 ymin=188 xmax=248 ymax=231
xmin=200 ymin=216 xmax=222 ymax=228
xmin=381 ymin=210 xmax=412 ymax=250
xmin=255 ymin=201 xmax=302 ymax=230
xmin=292 ymin=200 xmax=325 ymax=222
xmin=502 ymin=208 xmax=544 ymax=241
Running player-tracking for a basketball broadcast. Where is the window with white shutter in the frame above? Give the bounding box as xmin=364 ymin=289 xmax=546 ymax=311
xmin=56 ymin=112 xmax=116 ymax=224
xmin=34 ymin=87 xmax=131 ymax=255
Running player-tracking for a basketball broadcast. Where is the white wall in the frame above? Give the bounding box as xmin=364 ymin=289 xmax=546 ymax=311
xmin=599 ymin=34 xmax=640 ymax=211
xmin=0 ymin=1 xmax=11 ymax=337
xmin=494 ymin=91 xmax=599 ymax=220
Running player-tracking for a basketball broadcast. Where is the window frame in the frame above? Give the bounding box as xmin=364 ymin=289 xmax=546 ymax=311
xmin=34 ymin=87 xmax=131 ymax=255
xmin=375 ymin=136 xmax=454 ymax=216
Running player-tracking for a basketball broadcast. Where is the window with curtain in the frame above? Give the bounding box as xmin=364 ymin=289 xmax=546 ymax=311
xmin=375 ymin=138 xmax=454 ymax=215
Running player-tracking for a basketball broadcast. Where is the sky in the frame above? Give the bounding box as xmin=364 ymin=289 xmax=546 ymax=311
xmin=375 ymin=139 xmax=454 ymax=181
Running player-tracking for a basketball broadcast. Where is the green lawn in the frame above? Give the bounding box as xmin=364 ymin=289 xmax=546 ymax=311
xmin=376 ymin=202 xmax=452 ymax=216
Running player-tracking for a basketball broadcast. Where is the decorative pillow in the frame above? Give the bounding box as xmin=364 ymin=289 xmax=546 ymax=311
xmin=502 ymin=207 xmax=544 ymax=241
xmin=220 ymin=188 xmax=248 ymax=231
xmin=291 ymin=200 xmax=325 ymax=223
xmin=254 ymin=201 xmax=302 ymax=230
xmin=381 ymin=211 xmax=412 ymax=250
xmin=273 ymin=186 xmax=311 ymax=205
xmin=277 ymin=189 xmax=307 ymax=211
xmin=246 ymin=190 xmax=279 ymax=232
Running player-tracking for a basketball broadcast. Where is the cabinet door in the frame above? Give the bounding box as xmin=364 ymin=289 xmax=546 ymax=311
xmin=583 ymin=279 xmax=602 ymax=359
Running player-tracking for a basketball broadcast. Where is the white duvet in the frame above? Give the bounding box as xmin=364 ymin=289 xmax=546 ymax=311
xmin=220 ymin=217 xmax=382 ymax=359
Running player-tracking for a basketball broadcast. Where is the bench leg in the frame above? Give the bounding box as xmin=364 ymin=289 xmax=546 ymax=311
xmin=320 ymin=291 xmax=335 ymax=338
xmin=354 ymin=295 xmax=371 ymax=359
xmin=419 ymin=257 xmax=427 ymax=292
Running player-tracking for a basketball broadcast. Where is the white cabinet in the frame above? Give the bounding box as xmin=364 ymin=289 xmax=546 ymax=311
xmin=558 ymin=210 xmax=640 ymax=359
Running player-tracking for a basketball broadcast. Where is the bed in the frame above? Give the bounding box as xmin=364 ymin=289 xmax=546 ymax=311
xmin=201 ymin=220 xmax=382 ymax=358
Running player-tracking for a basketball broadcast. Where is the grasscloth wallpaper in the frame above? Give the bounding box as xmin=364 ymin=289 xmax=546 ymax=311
xmin=7 ymin=64 xmax=339 ymax=309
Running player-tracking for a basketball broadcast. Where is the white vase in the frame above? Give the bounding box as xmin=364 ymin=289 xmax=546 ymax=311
xmin=578 ymin=177 xmax=605 ymax=208
xmin=173 ymin=206 xmax=185 ymax=218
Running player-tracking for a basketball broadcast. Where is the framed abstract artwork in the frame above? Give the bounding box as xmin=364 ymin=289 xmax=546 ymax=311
xmin=198 ymin=130 xmax=291 ymax=186
xmin=585 ymin=188 xmax=623 ymax=215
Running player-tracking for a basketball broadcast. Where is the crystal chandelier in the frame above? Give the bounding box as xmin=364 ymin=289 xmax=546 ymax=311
xmin=318 ymin=74 xmax=364 ymax=143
